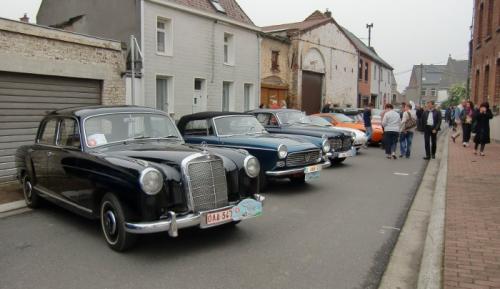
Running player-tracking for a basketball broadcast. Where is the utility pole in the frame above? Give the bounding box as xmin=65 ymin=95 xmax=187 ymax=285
xmin=419 ymin=63 xmax=423 ymax=106
xmin=366 ymin=23 xmax=374 ymax=47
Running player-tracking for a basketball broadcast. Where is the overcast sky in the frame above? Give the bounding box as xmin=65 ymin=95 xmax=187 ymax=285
xmin=0 ymin=0 xmax=473 ymax=91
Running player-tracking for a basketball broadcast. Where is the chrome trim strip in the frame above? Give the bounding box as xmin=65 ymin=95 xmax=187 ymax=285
xmin=35 ymin=186 xmax=93 ymax=214
xmin=265 ymin=160 xmax=330 ymax=176
xmin=201 ymin=143 xmax=276 ymax=152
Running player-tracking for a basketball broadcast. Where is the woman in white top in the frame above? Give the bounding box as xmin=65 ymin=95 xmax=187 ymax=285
xmin=399 ymin=104 xmax=418 ymax=158
xmin=382 ymin=103 xmax=402 ymax=159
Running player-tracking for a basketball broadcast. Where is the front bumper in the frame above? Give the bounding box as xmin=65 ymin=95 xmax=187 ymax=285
xmin=265 ymin=160 xmax=331 ymax=177
xmin=329 ymin=148 xmax=355 ymax=159
xmin=124 ymin=194 xmax=265 ymax=236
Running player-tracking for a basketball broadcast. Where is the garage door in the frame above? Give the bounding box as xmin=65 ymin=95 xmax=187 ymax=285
xmin=301 ymin=71 xmax=323 ymax=115
xmin=0 ymin=72 xmax=101 ymax=182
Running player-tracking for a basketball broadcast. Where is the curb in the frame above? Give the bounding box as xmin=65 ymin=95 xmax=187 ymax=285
xmin=0 ymin=200 xmax=26 ymax=213
xmin=417 ymin=131 xmax=449 ymax=289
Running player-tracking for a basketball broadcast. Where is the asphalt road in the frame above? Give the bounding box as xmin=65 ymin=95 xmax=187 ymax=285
xmin=0 ymin=133 xmax=428 ymax=289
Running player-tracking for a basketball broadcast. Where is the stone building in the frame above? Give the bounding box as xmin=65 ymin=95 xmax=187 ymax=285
xmin=471 ymin=0 xmax=500 ymax=140
xmin=262 ymin=10 xmax=358 ymax=114
xmin=341 ymin=26 xmax=393 ymax=108
xmin=260 ymin=33 xmax=291 ymax=108
xmin=38 ymin=0 xmax=261 ymax=118
xmin=0 ymin=17 xmax=125 ymax=182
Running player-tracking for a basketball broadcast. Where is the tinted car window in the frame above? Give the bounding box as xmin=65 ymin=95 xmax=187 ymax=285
xmin=59 ymin=118 xmax=81 ymax=148
xmin=38 ymin=119 xmax=58 ymax=145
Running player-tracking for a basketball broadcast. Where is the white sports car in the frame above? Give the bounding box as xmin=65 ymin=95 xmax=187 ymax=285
xmin=308 ymin=116 xmax=368 ymax=150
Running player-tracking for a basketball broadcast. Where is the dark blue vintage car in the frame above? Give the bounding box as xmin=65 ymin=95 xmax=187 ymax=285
xmin=177 ymin=112 xmax=331 ymax=186
xmin=16 ymin=106 xmax=264 ymax=251
xmin=249 ymin=109 xmax=355 ymax=164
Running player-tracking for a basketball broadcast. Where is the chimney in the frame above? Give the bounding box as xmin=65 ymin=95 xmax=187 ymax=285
xmin=324 ymin=9 xmax=332 ymax=18
xmin=20 ymin=13 xmax=29 ymax=23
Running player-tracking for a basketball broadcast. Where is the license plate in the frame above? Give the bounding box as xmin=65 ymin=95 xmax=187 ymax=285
xmin=304 ymin=164 xmax=322 ymax=174
xmin=338 ymin=151 xmax=353 ymax=158
xmin=305 ymin=171 xmax=321 ymax=182
xmin=206 ymin=208 xmax=232 ymax=226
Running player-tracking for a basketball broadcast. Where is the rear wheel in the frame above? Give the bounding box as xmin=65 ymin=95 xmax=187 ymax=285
xmin=100 ymin=193 xmax=137 ymax=252
xmin=22 ymin=174 xmax=41 ymax=208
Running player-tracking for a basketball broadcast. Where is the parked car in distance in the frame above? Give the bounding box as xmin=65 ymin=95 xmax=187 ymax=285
xmin=16 ymin=106 xmax=265 ymax=251
xmin=249 ymin=109 xmax=354 ymax=164
xmin=308 ymin=116 xmax=367 ymax=150
xmin=349 ymin=112 xmax=384 ymax=144
xmin=178 ymin=112 xmax=331 ymax=186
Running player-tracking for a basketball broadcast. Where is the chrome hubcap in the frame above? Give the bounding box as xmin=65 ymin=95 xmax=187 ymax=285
xmin=23 ymin=178 xmax=32 ymax=202
xmin=104 ymin=210 xmax=117 ymax=235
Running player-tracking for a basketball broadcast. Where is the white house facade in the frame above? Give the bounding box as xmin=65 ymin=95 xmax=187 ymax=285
xmin=140 ymin=0 xmax=260 ymax=119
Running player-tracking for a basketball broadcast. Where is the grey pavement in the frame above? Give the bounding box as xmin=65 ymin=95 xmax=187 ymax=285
xmin=0 ymin=133 xmax=428 ymax=289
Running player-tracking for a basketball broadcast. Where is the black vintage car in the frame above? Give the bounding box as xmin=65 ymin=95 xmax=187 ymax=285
xmin=16 ymin=106 xmax=264 ymax=251
xmin=249 ymin=109 xmax=355 ymax=164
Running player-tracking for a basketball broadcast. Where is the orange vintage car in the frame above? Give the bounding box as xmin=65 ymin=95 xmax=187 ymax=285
xmin=314 ymin=112 xmax=383 ymax=144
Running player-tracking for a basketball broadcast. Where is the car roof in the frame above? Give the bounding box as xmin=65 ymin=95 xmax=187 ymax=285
xmin=49 ymin=105 xmax=164 ymax=118
xmin=248 ymin=109 xmax=302 ymax=113
xmin=177 ymin=111 xmax=252 ymax=131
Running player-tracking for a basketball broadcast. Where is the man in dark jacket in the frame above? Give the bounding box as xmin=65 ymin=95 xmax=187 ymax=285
xmin=422 ymin=101 xmax=442 ymax=160
xmin=363 ymin=103 xmax=373 ymax=146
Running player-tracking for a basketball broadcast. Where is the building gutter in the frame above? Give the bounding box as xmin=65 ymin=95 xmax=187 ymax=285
xmin=146 ymin=0 xmax=261 ymax=32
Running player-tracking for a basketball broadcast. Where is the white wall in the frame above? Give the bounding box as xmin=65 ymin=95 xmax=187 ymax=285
xmin=297 ymin=22 xmax=358 ymax=106
xmin=370 ymin=63 xmax=392 ymax=107
xmin=142 ymin=2 xmax=260 ymax=119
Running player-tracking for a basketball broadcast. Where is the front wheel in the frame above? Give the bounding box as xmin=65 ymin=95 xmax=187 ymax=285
xmin=100 ymin=193 xmax=137 ymax=252
xmin=22 ymin=175 xmax=41 ymax=208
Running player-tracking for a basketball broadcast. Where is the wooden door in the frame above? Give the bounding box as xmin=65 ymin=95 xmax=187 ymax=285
xmin=301 ymin=71 xmax=323 ymax=115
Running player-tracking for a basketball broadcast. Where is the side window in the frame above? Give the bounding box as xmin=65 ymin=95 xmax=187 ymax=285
xmin=38 ymin=119 xmax=58 ymax=145
xmin=255 ymin=114 xmax=270 ymax=126
xmin=59 ymin=118 xmax=81 ymax=148
xmin=184 ymin=120 xmax=208 ymax=136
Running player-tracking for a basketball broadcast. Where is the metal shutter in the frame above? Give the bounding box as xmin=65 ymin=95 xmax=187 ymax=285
xmin=0 ymin=72 xmax=101 ymax=182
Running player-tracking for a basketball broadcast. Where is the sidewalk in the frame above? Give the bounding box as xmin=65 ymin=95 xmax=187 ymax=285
xmin=444 ymin=141 xmax=500 ymax=289
xmin=0 ymin=182 xmax=23 ymax=204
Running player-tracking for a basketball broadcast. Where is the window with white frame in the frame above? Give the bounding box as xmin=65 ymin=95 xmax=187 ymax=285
xmin=156 ymin=76 xmax=173 ymax=112
xmin=244 ymin=83 xmax=253 ymax=111
xmin=224 ymin=33 xmax=234 ymax=65
xmin=222 ymin=81 xmax=233 ymax=111
xmin=431 ymin=88 xmax=437 ymax=97
xmin=157 ymin=18 xmax=172 ymax=55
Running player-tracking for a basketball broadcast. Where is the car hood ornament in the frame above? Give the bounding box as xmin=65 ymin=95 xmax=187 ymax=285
xmin=201 ymin=141 xmax=209 ymax=155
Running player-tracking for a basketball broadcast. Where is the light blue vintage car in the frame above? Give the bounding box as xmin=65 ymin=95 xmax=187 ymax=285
xmin=177 ymin=112 xmax=331 ymax=187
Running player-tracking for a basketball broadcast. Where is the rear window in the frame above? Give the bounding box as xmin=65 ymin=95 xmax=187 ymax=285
xmin=38 ymin=119 xmax=58 ymax=145
xmin=184 ymin=120 xmax=212 ymax=136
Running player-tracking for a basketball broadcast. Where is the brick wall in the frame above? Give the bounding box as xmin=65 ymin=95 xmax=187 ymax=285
xmin=0 ymin=18 xmax=126 ymax=105
xmin=471 ymin=0 xmax=500 ymax=109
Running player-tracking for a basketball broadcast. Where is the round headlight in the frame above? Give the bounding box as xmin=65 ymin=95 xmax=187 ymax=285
xmin=244 ymin=156 xmax=260 ymax=178
xmin=322 ymin=139 xmax=331 ymax=153
xmin=277 ymin=144 xmax=288 ymax=159
xmin=139 ymin=168 xmax=163 ymax=195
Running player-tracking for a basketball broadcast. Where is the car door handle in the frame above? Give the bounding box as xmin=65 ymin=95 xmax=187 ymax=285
xmin=47 ymin=152 xmax=54 ymax=157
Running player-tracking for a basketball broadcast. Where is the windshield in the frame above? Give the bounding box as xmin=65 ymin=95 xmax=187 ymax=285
xmin=214 ymin=116 xmax=268 ymax=136
xmin=332 ymin=113 xmax=355 ymax=123
xmin=308 ymin=116 xmax=333 ymax=127
xmin=84 ymin=113 xmax=181 ymax=148
xmin=277 ymin=111 xmax=311 ymax=125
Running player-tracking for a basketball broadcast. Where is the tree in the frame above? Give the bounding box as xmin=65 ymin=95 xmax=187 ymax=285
xmin=442 ymin=83 xmax=467 ymax=108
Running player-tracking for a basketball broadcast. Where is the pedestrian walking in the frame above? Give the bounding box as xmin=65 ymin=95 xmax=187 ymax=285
xmin=416 ymin=105 xmax=424 ymax=132
xmin=381 ymin=103 xmax=401 ymax=159
xmin=451 ymin=100 xmax=465 ymax=141
xmin=460 ymin=100 xmax=475 ymax=147
xmin=422 ymin=101 xmax=442 ymax=160
xmin=399 ymin=103 xmax=417 ymax=158
xmin=363 ymin=103 xmax=373 ymax=147
xmin=473 ymin=102 xmax=493 ymax=156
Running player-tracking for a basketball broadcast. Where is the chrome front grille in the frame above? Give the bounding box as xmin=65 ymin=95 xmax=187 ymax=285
xmin=185 ymin=155 xmax=228 ymax=212
xmin=286 ymin=150 xmax=321 ymax=167
xmin=342 ymin=138 xmax=352 ymax=151
xmin=329 ymin=138 xmax=342 ymax=151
